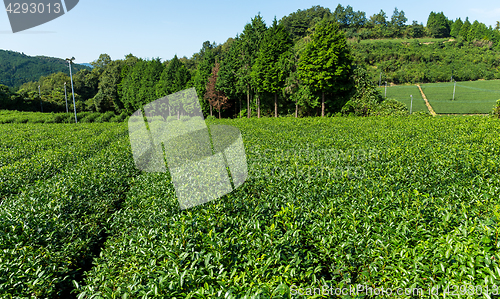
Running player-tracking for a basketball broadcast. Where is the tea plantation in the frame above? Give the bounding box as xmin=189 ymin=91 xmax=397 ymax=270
xmin=1 ymin=117 xmax=500 ymax=298
xmin=421 ymin=80 xmax=500 ymax=114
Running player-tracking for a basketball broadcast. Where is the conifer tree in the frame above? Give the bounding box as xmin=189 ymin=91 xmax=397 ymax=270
xmin=298 ymin=20 xmax=352 ymax=116
xmin=252 ymin=18 xmax=292 ymax=117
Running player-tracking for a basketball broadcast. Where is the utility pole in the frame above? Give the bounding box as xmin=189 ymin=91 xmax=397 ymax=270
xmin=379 ymin=72 xmax=382 ymax=87
xmin=410 ymin=95 xmax=413 ymax=114
xmin=66 ymin=57 xmax=77 ymax=123
xmin=385 ymin=81 xmax=387 ymax=98
xmin=38 ymin=85 xmax=42 ymax=112
xmin=452 ymin=80 xmax=456 ymax=101
xmin=64 ymin=82 xmax=68 ymax=113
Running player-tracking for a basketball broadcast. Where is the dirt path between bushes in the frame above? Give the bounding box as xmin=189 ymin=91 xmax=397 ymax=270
xmin=417 ymin=85 xmax=437 ymax=116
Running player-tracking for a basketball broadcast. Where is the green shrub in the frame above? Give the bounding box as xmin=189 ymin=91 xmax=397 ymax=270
xmin=80 ymin=112 xmax=100 ymax=123
xmin=110 ymin=112 xmax=128 ymax=122
xmin=411 ymin=110 xmax=432 ymax=117
xmin=341 ymin=67 xmax=383 ymax=116
xmin=491 ymin=99 xmax=500 ymax=118
xmin=373 ymin=98 xmax=409 ymax=116
xmin=95 ymin=111 xmax=115 ymax=123
xmin=52 ymin=114 xmax=65 ymax=123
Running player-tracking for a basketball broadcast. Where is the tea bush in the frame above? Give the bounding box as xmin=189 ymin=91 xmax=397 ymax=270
xmin=77 ymin=117 xmax=500 ymax=298
xmin=0 ymin=124 xmax=139 ymax=297
xmin=0 ymin=124 xmax=125 ymax=200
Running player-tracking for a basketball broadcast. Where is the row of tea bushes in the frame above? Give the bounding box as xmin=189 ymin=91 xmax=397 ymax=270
xmin=0 ymin=110 xmax=128 ymax=124
xmin=77 ymin=117 xmax=500 ymax=298
xmin=0 ymin=126 xmax=140 ymax=297
xmin=0 ymin=124 xmax=78 ymax=167
xmin=0 ymin=124 xmax=128 ymax=200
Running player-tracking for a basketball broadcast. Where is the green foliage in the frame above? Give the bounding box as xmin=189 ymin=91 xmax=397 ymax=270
xmin=217 ymin=38 xmax=244 ymax=102
xmin=332 ymin=4 xmax=367 ymax=30
xmin=389 ymin=7 xmax=407 ymax=37
xmin=411 ymin=110 xmax=432 ymax=117
xmin=3 ymin=5 xmax=500 ymax=118
xmin=119 ymin=59 xmax=165 ymax=114
xmin=426 ymin=11 xmax=451 ymax=38
xmin=351 ymin=39 xmax=500 ymax=84
xmin=460 ymin=18 xmax=472 ymax=41
xmin=252 ymin=19 xmax=292 ymax=94
xmin=72 ymin=117 xmax=500 ymax=297
xmin=156 ymin=55 xmax=191 ymax=98
xmin=92 ymin=59 xmax=126 ymax=112
xmin=252 ymin=18 xmax=293 ymax=117
xmin=0 ymin=110 xmax=125 ymax=124
xmin=298 ymin=20 xmax=353 ymax=112
xmin=0 ymin=124 xmax=139 ymax=297
xmin=279 ymin=5 xmax=332 ymax=40
xmin=372 ymin=98 xmax=409 ymax=116
xmin=90 ymin=53 xmax=112 ymax=69
xmin=194 ymin=42 xmax=219 ymax=116
xmin=491 ymin=99 xmax=500 ymax=118
xmin=450 ymin=18 xmax=463 ymax=38
xmin=341 ymin=67 xmax=384 ymax=116
xmin=380 ymin=85 xmax=428 ymax=112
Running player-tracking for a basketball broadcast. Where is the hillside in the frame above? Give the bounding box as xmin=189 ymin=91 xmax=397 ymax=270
xmin=350 ymin=38 xmax=500 ymax=84
xmin=0 ymin=50 xmax=90 ymax=88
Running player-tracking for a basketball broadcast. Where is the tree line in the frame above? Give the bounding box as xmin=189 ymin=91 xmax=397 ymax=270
xmin=1 ymin=5 xmax=499 ymax=118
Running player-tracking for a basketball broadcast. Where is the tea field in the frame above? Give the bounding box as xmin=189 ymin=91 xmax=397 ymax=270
xmin=378 ymin=85 xmax=428 ymax=113
xmin=1 ymin=117 xmax=500 ymax=298
xmin=380 ymin=79 xmax=500 ymax=115
xmin=421 ymin=80 xmax=500 ymax=114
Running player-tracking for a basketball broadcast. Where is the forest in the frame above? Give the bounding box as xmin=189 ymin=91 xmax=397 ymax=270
xmin=1 ymin=4 xmax=500 ymax=118
xmin=0 ymin=50 xmax=90 ymax=88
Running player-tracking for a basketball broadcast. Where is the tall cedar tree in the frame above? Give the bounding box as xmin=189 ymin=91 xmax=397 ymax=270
xmin=298 ymin=20 xmax=352 ymax=116
xmin=239 ymin=15 xmax=267 ymax=118
xmin=93 ymin=60 xmax=124 ymax=112
xmin=194 ymin=42 xmax=217 ymax=117
xmin=450 ymin=18 xmax=463 ymax=38
xmin=139 ymin=58 xmax=164 ymax=107
xmin=217 ymin=38 xmax=244 ymax=117
xmin=156 ymin=55 xmax=190 ymax=98
xmin=120 ymin=59 xmax=146 ymax=113
xmin=460 ymin=18 xmax=472 ymax=41
xmin=426 ymin=12 xmax=450 ymax=38
xmin=252 ymin=18 xmax=292 ymax=117
xmin=205 ymin=62 xmax=230 ymax=119
xmin=156 ymin=55 xmax=190 ymax=119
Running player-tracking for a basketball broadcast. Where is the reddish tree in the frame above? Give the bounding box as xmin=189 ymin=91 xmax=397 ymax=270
xmin=204 ymin=62 xmax=231 ymax=119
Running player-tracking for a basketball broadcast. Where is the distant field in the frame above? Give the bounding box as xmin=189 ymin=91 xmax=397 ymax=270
xmin=421 ymin=80 xmax=500 ymax=114
xmin=378 ymin=85 xmax=428 ymax=113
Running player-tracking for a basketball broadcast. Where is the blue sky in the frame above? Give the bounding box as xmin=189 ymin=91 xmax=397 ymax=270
xmin=1 ymin=0 xmax=500 ymax=64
